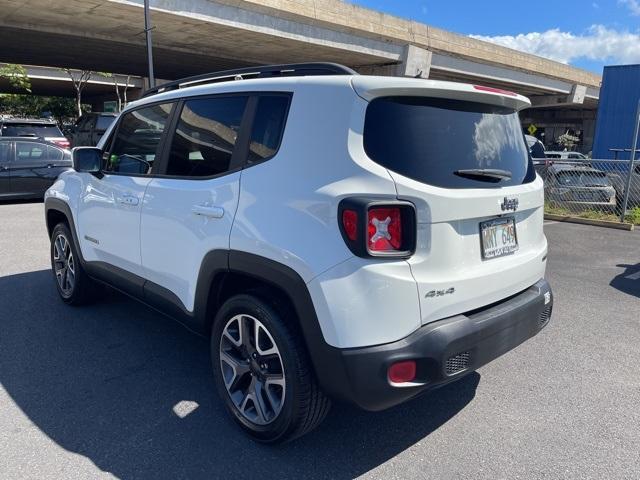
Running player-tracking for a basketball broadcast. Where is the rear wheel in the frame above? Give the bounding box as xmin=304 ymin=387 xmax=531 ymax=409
xmin=211 ymin=294 xmax=330 ymax=443
xmin=50 ymin=223 xmax=96 ymax=305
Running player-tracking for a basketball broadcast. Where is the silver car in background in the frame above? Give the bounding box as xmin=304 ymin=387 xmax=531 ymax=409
xmin=537 ymin=163 xmax=616 ymax=211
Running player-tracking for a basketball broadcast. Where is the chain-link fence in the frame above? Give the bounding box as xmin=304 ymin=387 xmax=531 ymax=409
xmin=534 ymin=158 xmax=640 ymax=224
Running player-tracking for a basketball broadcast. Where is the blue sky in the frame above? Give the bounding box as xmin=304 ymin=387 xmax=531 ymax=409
xmin=348 ymin=0 xmax=640 ymax=74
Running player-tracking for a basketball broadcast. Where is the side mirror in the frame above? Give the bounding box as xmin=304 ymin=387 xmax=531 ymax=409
xmin=72 ymin=147 xmax=102 ymax=173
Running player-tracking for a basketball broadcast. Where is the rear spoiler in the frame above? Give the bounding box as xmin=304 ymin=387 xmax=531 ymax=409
xmin=351 ymin=77 xmax=531 ymax=111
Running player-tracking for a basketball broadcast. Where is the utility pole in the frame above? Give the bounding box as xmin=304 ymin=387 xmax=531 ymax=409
xmin=144 ymin=0 xmax=155 ymax=88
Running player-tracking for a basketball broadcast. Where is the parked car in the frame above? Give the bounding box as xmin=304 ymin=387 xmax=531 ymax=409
xmin=525 ymin=134 xmax=546 ymax=161
xmin=544 ymin=151 xmax=588 ymax=161
xmin=69 ymin=112 xmax=118 ymax=147
xmin=44 ymin=63 xmax=553 ymax=443
xmin=538 ymin=163 xmax=616 ymax=210
xmin=0 ymin=137 xmax=72 ymax=200
xmin=608 ymin=163 xmax=640 ymax=209
xmin=0 ymin=118 xmax=70 ymax=149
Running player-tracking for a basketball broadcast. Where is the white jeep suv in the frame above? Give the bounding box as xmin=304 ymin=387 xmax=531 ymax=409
xmin=45 ymin=63 xmax=553 ymax=443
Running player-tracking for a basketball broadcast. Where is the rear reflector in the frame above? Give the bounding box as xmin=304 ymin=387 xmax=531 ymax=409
xmin=342 ymin=209 xmax=358 ymax=241
xmin=367 ymin=207 xmax=402 ymax=251
xmin=473 ymin=85 xmax=517 ymax=97
xmin=388 ymin=360 xmax=416 ymax=383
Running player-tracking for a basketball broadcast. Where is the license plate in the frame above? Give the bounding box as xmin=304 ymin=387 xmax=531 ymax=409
xmin=480 ymin=217 xmax=518 ymax=260
xmin=574 ymin=191 xmax=594 ymax=201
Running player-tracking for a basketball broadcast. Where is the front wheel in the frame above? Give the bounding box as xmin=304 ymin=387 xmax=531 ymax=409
xmin=211 ymin=294 xmax=330 ymax=443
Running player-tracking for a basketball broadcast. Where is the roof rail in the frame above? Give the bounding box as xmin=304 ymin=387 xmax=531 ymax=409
xmin=141 ymin=62 xmax=358 ymax=98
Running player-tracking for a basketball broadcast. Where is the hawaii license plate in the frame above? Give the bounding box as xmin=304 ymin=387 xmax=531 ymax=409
xmin=480 ymin=217 xmax=518 ymax=259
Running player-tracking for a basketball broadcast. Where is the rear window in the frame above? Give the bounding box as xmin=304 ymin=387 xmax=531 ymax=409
xmin=2 ymin=123 xmax=63 ymax=138
xmin=363 ymin=97 xmax=535 ymax=189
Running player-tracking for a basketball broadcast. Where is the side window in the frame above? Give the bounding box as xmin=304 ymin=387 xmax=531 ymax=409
xmin=248 ymin=95 xmax=290 ymax=163
xmin=46 ymin=145 xmax=64 ymax=161
xmin=96 ymin=116 xmax=115 ymax=132
xmin=105 ymin=103 xmax=173 ymax=175
xmin=15 ymin=142 xmax=45 ymax=161
xmin=165 ymin=96 xmax=248 ymax=177
xmin=0 ymin=142 xmax=9 ymax=162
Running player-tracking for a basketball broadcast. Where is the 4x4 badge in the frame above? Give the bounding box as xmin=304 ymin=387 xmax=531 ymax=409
xmin=425 ymin=287 xmax=455 ymax=298
xmin=501 ymin=197 xmax=519 ymax=212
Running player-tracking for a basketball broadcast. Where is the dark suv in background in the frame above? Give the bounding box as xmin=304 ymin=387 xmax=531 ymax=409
xmin=69 ymin=112 xmax=117 ymax=147
xmin=0 ymin=118 xmax=70 ymax=149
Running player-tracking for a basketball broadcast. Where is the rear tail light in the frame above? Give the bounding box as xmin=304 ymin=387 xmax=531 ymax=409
xmin=52 ymin=139 xmax=71 ymax=149
xmin=368 ymin=207 xmax=402 ymax=251
xmin=388 ymin=360 xmax=416 ymax=383
xmin=341 ymin=209 xmax=358 ymax=241
xmin=338 ymin=199 xmax=416 ymax=258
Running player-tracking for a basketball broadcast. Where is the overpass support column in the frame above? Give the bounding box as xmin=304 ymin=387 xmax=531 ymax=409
xmin=396 ymin=44 xmax=432 ymax=78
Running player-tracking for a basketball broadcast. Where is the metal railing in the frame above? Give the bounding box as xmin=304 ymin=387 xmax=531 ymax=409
xmin=534 ymin=158 xmax=640 ymax=224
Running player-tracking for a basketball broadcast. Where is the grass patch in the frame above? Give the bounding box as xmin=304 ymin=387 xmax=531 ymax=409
xmin=625 ymin=207 xmax=640 ymax=225
xmin=544 ymin=203 xmax=640 ymax=225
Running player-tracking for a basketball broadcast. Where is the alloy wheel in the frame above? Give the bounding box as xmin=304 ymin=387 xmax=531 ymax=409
xmin=219 ymin=314 xmax=286 ymax=425
xmin=53 ymin=234 xmax=75 ymax=296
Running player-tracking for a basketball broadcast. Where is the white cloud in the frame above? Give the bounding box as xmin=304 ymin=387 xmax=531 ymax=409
xmin=619 ymin=0 xmax=640 ymax=15
xmin=469 ymin=25 xmax=640 ymax=65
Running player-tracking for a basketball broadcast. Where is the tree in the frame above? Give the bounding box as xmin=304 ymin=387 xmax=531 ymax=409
xmin=99 ymin=72 xmax=132 ymax=112
xmin=0 ymin=95 xmax=77 ymax=124
xmin=0 ymin=63 xmax=32 ymax=93
xmin=558 ymin=131 xmax=580 ymax=151
xmin=64 ymin=69 xmax=93 ymax=117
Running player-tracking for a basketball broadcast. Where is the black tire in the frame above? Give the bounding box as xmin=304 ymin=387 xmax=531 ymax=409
xmin=211 ymin=293 xmax=331 ymax=443
xmin=50 ymin=222 xmax=96 ymax=305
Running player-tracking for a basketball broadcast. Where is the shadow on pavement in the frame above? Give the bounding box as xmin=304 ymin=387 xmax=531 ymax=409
xmin=610 ymin=263 xmax=640 ymax=298
xmin=0 ymin=269 xmax=479 ymax=480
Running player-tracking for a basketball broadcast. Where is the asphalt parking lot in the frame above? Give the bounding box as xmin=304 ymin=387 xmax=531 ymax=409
xmin=1 ymin=201 xmax=639 ymax=480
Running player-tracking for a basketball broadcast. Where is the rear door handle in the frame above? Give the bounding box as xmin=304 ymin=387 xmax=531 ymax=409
xmin=118 ymin=195 xmax=139 ymax=206
xmin=191 ymin=204 xmax=224 ymax=218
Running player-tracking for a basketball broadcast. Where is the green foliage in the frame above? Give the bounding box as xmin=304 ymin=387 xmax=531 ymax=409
xmin=0 ymin=64 xmax=31 ymax=93
xmin=625 ymin=207 xmax=640 ymax=225
xmin=0 ymin=94 xmax=86 ymax=124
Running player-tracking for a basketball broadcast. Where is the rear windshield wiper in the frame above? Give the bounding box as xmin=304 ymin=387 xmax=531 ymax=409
xmin=454 ymin=168 xmax=512 ymax=181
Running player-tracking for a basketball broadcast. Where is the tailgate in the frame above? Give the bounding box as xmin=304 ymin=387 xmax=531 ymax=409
xmin=358 ymin=84 xmax=547 ymax=326
xmin=391 ymin=172 xmax=547 ymax=326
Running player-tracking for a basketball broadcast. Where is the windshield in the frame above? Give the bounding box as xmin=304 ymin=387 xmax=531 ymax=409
xmin=363 ymin=96 xmax=535 ymax=189
xmin=2 ymin=123 xmax=63 ymax=137
xmin=557 ymin=171 xmax=611 ymax=187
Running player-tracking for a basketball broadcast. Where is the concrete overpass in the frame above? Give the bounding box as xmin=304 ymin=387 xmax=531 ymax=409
xmin=0 ymin=0 xmax=602 ymax=148
xmin=0 ymin=64 xmax=144 ymax=103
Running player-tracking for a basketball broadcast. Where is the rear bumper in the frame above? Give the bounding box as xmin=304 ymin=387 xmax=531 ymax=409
xmin=326 ymin=279 xmax=553 ymax=411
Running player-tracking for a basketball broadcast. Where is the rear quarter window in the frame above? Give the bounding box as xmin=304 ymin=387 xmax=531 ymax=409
xmin=363 ymin=96 xmax=535 ymax=189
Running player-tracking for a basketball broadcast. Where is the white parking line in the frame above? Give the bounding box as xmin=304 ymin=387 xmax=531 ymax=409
xmin=544 ymin=221 xmax=559 ymax=225
xmin=625 ymin=271 xmax=640 ymax=280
